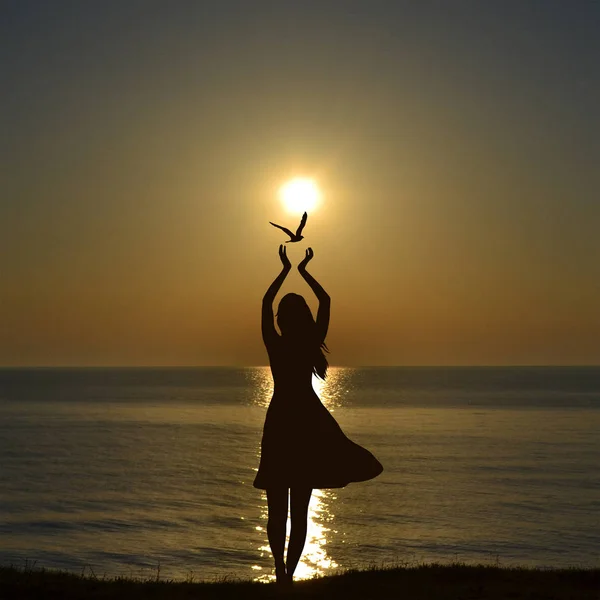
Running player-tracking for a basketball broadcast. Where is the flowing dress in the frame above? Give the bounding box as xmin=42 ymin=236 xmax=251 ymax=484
xmin=253 ymin=339 xmax=383 ymax=490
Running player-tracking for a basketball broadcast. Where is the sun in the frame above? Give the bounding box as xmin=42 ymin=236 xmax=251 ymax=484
xmin=279 ymin=178 xmax=321 ymax=214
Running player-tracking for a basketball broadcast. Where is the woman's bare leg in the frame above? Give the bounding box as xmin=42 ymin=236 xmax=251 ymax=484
xmin=286 ymin=487 xmax=312 ymax=580
xmin=266 ymin=487 xmax=289 ymax=583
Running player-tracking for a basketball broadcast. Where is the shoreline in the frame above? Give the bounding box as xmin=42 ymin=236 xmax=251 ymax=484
xmin=2 ymin=563 xmax=599 ymax=599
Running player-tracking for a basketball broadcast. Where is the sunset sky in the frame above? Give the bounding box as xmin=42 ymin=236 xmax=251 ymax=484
xmin=1 ymin=1 xmax=599 ymax=367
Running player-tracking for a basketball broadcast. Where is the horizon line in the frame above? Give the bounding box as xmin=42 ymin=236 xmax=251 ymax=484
xmin=1 ymin=364 xmax=599 ymax=369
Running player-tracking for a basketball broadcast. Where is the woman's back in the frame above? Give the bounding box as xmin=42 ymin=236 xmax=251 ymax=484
xmin=267 ymin=337 xmax=315 ymax=394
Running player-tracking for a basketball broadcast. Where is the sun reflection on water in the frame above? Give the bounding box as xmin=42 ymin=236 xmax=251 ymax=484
xmin=248 ymin=367 xmax=349 ymax=581
xmin=245 ymin=366 xmax=352 ymax=410
xmin=290 ymin=488 xmax=339 ymax=580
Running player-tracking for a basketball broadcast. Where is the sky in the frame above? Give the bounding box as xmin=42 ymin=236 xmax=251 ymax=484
xmin=1 ymin=1 xmax=599 ymax=367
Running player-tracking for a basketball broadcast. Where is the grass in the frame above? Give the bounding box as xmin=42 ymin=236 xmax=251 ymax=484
xmin=1 ymin=562 xmax=599 ymax=599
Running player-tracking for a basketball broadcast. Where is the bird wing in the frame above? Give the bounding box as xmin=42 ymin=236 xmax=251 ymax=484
xmin=269 ymin=222 xmax=295 ymax=238
xmin=295 ymin=212 xmax=308 ymax=236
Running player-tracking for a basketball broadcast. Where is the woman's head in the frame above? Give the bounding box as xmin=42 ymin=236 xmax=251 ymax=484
xmin=276 ymin=293 xmax=314 ymax=337
xmin=276 ymin=293 xmax=329 ymax=379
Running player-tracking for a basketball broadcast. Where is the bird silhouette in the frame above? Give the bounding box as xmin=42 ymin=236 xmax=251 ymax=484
xmin=269 ymin=212 xmax=307 ymax=243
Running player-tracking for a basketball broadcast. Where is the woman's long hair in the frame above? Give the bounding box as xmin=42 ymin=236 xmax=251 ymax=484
xmin=276 ymin=293 xmax=329 ymax=379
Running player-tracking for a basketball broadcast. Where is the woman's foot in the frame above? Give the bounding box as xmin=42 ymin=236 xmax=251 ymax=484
xmin=275 ymin=565 xmax=289 ymax=586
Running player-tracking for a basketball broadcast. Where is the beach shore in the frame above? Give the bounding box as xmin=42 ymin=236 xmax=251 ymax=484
xmin=2 ymin=563 xmax=598 ymax=599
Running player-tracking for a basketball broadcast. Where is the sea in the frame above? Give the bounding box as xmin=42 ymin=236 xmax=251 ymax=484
xmin=1 ymin=367 xmax=599 ymax=581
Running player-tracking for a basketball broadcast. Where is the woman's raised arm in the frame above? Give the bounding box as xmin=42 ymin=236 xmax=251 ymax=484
xmin=298 ymin=248 xmax=330 ymax=344
xmin=262 ymin=245 xmax=291 ymax=346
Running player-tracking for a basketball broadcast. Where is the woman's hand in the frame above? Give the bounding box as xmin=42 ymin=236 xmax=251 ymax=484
xmin=279 ymin=244 xmax=291 ymax=271
xmin=298 ymin=247 xmax=314 ymax=273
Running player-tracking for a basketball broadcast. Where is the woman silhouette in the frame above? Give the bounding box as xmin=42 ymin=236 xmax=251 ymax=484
xmin=254 ymin=245 xmax=383 ymax=584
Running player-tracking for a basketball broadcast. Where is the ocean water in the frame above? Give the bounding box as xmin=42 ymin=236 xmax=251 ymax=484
xmin=0 ymin=367 xmax=599 ymax=581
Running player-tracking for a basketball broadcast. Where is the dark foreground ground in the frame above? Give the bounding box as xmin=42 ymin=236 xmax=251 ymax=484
xmin=1 ymin=564 xmax=598 ymax=600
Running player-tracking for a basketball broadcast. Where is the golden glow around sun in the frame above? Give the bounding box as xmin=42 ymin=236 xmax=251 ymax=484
xmin=279 ymin=178 xmax=321 ymax=213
